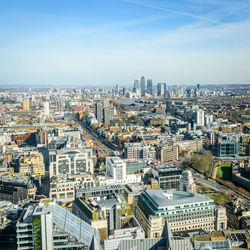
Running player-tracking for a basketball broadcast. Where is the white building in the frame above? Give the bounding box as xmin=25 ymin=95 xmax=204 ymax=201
xmin=195 ymin=109 xmax=205 ymax=127
xmin=44 ymin=101 xmax=50 ymax=116
xmin=49 ymin=148 xmax=94 ymax=177
xmin=106 ymin=157 xmax=127 ymax=180
xmin=103 ymin=157 xmax=141 ymax=186
xmin=179 ymin=170 xmax=197 ymax=193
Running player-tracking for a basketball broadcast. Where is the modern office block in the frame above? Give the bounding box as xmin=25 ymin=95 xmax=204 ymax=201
xmin=134 ymin=190 xmax=227 ymax=237
xmin=16 ymin=201 xmax=100 ymax=249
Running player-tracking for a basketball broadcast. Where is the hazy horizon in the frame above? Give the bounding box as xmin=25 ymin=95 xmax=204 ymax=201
xmin=1 ymin=0 xmax=250 ymax=85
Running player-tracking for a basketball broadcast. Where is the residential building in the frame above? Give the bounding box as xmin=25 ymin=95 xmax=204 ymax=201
xmin=195 ymin=109 xmax=205 ymax=127
xmin=95 ymin=103 xmax=103 ymax=123
xmin=156 ymin=145 xmax=178 ymax=163
xmin=124 ymin=143 xmax=156 ymax=160
xmin=22 ymin=98 xmax=29 ymax=112
xmin=103 ymin=108 xmax=114 ymax=125
xmin=44 ymin=101 xmax=50 ymax=116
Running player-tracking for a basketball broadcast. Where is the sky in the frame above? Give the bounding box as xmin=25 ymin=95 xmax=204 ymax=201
xmin=0 ymin=0 xmax=250 ymax=86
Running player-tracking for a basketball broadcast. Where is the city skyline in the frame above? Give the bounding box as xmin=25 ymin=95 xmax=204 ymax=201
xmin=0 ymin=0 xmax=250 ymax=85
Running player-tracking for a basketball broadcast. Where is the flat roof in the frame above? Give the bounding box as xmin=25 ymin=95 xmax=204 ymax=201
xmin=144 ymin=190 xmax=213 ymax=208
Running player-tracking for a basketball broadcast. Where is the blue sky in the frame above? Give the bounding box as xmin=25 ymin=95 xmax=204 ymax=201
xmin=0 ymin=0 xmax=250 ymax=86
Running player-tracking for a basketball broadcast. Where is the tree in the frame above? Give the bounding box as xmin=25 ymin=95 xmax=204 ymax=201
xmin=191 ymin=150 xmax=213 ymax=175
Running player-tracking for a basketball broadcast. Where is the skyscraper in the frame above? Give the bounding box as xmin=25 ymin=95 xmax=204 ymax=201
xmin=140 ymin=76 xmax=145 ymax=96
xmin=103 ymin=108 xmax=114 ymax=125
xmin=197 ymin=83 xmax=200 ymax=91
xmin=115 ymin=84 xmax=119 ymax=94
xmin=147 ymin=79 xmax=153 ymax=93
xmin=195 ymin=109 xmax=205 ymax=126
xmin=22 ymin=98 xmax=30 ymax=111
xmin=196 ymin=83 xmax=201 ymax=97
xmin=95 ymin=102 xmax=103 ymax=123
xmin=157 ymin=83 xmax=165 ymax=96
xmin=134 ymin=80 xmax=140 ymax=90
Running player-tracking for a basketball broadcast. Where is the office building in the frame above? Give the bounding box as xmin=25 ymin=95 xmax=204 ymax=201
xmin=140 ymin=76 xmax=145 ymax=96
xmin=50 ymin=174 xmax=95 ymax=201
xmin=0 ymin=175 xmax=36 ymax=203
xmin=133 ymin=80 xmax=140 ymax=90
xmin=147 ymin=79 xmax=153 ymax=93
xmin=22 ymin=98 xmax=29 ymax=111
xmin=49 ymin=148 xmax=94 ymax=177
xmin=115 ymin=84 xmax=119 ymax=94
xmin=157 ymin=83 xmax=165 ymax=97
xmin=151 ymin=164 xmax=182 ymax=190
xmin=16 ymin=201 xmax=100 ymax=249
xmin=73 ymin=192 xmax=132 ymax=241
xmin=134 ymin=189 xmax=227 ymax=237
xmin=106 ymin=157 xmax=126 ymax=181
xmin=218 ymin=136 xmax=239 ymax=157
xmin=102 ymin=157 xmax=141 ymax=186
xmin=104 ymin=217 xmax=145 ymax=250
xmin=75 ymin=184 xmax=123 ymax=199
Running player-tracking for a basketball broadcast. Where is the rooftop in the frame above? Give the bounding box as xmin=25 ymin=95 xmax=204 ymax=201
xmin=153 ymin=164 xmax=182 ymax=173
xmin=144 ymin=189 xmax=213 ymax=208
xmin=18 ymin=201 xmax=100 ymax=248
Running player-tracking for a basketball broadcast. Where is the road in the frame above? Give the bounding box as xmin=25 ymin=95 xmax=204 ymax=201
xmin=192 ymin=171 xmax=250 ymax=204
